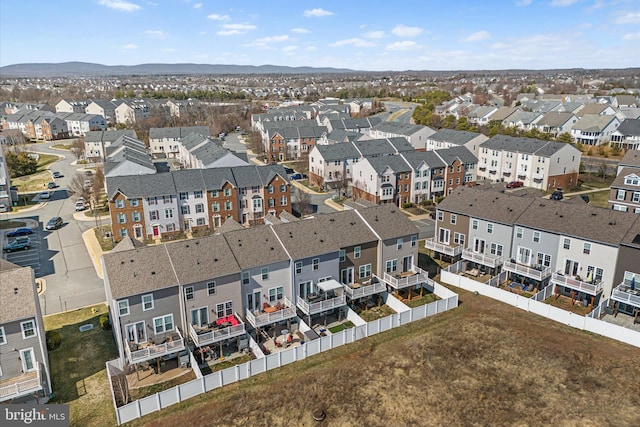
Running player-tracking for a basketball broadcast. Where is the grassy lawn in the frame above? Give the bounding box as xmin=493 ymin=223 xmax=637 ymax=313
xmin=583 ymin=189 xmax=610 ymax=208
xmin=328 ymin=321 xmax=354 ymax=334
xmin=0 ymin=219 xmax=27 ymax=229
xmin=200 ymin=354 xmax=255 ymax=375
xmin=577 ymin=173 xmax=615 ymax=189
xmin=356 ymin=304 xmax=395 ymax=322
xmin=403 ymin=291 xmax=441 ymax=308
xmin=43 ymin=304 xmax=119 ymax=427
xmin=11 ymin=153 xmax=62 ymax=192
xmin=127 ymin=284 xmax=640 ymax=427
xmin=93 ymin=225 xmax=115 ymax=252
xmin=51 ymin=143 xmax=71 ymax=150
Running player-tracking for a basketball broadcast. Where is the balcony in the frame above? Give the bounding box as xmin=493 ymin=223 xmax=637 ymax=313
xmin=381 ymin=265 xmax=429 ymax=291
xmin=245 ymin=298 xmax=297 ymax=329
xmin=343 ymin=276 xmax=387 ymax=300
xmin=462 ymin=248 xmax=503 ymax=268
xmin=126 ymin=330 xmax=185 ymax=364
xmin=0 ymin=363 xmax=42 ymax=402
xmin=533 ymin=172 xmax=544 ymax=180
xmin=550 ymin=272 xmax=604 ymax=296
xmin=488 ymin=166 xmax=498 ymax=174
xmin=297 ymin=280 xmax=346 ymax=315
xmin=503 ymin=260 xmax=552 ymax=281
xmin=189 ymin=313 xmax=246 ymax=347
xmin=502 ymin=165 xmax=512 ymax=174
xmin=424 ymin=238 xmax=462 ymax=257
xmin=611 ymin=280 xmax=640 ymax=309
xmin=517 ymin=170 xmax=527 ymax=178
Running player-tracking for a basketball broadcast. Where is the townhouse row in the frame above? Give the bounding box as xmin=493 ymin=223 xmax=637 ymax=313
xmin=106 ymin=164 xmax=292 ymax=242
xmin=1 ymin=109 xmax=106 ymax=139
xmin=0 ymin=260 xmax=51 ymax=404
xmin=101 ymin=205 xmax=424 ymax=368
xmin=426 ymin=186 xmax=640 ymax=316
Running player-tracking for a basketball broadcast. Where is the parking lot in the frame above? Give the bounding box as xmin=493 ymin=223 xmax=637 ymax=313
xmin=2 ymin=226 xmax=43 ymax=277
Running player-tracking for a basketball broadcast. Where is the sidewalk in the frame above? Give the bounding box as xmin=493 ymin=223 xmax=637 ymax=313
xmin=82 ymin=228 xmax=107 ymax=279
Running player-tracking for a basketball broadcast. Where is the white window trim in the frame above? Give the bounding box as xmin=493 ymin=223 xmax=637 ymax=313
xmin=118 ymin=299 xmax=129 ymax=316
xmin=312 ymin=258 xmax=319 ymax=270
xmin=207 ymin=281 xmax=216 ymax=295
xmin=242 ymin=272 xmax=250 ymax=285
xmin=0 ymin=326 xmax=6 ymax=345
xmin=295 ymin=262 xmax=302 ymax=275
xmin=185 ymin=286 xmax=194 ymax=301
xmin=142 ymin=294 xmax=154 ymax=311
xmin=20 ymin=320 xmax=37 ymax=339
xmin=354 ymin=246 xmax=361 ymax=259
xmin=152 ymin=314 xmax=174 ymax=334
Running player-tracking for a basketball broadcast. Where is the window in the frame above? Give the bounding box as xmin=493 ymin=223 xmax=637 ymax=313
xmin=490 ymin=243 xmax=503 ymax=256
xmin=617 ymin=189 xmax=626 ymax=200
xmin=242 ymin=272 xmax=250 ymax=285
xmin=142 ymin=294 xmax=154 ymax=311
xmin=411 ymin=236 xmax=417 ymax=247
xmin=312 ymin=258 xmax=319 ymax=270
xmin=148 ymin=197 xmax=157 ymax=207
xmin=536 ymin=252 xmax=551 ymax=267
xmin=295 ymin=262 xmax=302 ymax=274
xmin=166 ymin=223 xmax=175 ymax=232
xmin=164 ymin=208 xmax=173 ymax=219
xmin=252 ymin=198 xmax=262 ymax=211
xmin=0 ymin=326 xmax=5 ymax=345
xmin=450 ymin=214 xmax=457 ymax=225
xmin=224 ymin=188 xmax=232 ymax=197
xmin=117 ymin=213 xmax=126 ymax=224
xmin=472 ymin=219 xmax=478 ymax=230
xmin=397 ymin=238 xmax=403 ymax=250
xmin=586 ymin=266 xmax=604 ymax=283
xmin=437 ymin=211 xmax=443 ymax=221
xmin=225 ymin=201 xmax=233 ymax=211
xmin=354 ymin=246 xmax=361 ymax=259
xmin=132 ymin=211 xmax=141 ymax=222
xmin=185 ymin=286 xmax=194 ymax=301
xmin=195 ymin=204 xmax=204 ymax=213
xmin=533 ymin=232 xmax=540 ymax=243
xmin=212 ymin=202 xmax=220 ymax=212
xmin=268 ymin=286 xmax=283 ymax=303
xmin=163 ymin=195 xmax=172 ymax=203
xmin=339 ymin=250 xmax=346 ymax=262
xmin=210 ymin=190 xmax=219 ymax=198
xmin=563 ymin=238 xmax=571 ymax=250
xmin=280 ymin=196 xmax=288 ymax=206
xmin=115 ymin=199 xmax=125 ymax=208
xmin=487 ymin=223 xmax=493 ymax=234
xmin=261 ymin=267 xmax=269 ymax=280
xmin=385 ymin=259 xmax=398 ymax=273
xmin=454 ymin=232 xmax=465 ymax=245
xmin=153 ymin=315 xmax=174 ymax=334
xmin=268 ymin=185 xmax=274 ymax=194
xmin=181 ymin=205 xmax=190 ymax=215
xmin=119 ymin=228 xmax=128 ymax=238
xmin=439 ymin=228 xmax=450 ymax=244
xmin=583 ymin=243 xmax=591 ymax=255
xmin=194 ymin=190 xmax=203 ymax=199
xmin=130 ymin=198 xmax=140 ymax=207
xmin=516 ymin=227 xmax=523 ymax=239
xmin=624 ymin=175 xmax=640 ymax=186
xmin=21 ymin=320 xmax=36 ymax=339
xmin=118 ymin=300 xmax=129 ymax=316
xmin=207 ymin=281 xmax=216 ymax=295
xmin=359 ymin=263 xmax=371 ymax=279
xmin=280 ymin=184 xmax=286 ymax=192
xmin=633 ymin=192 xmax=640 ymax=203
xmin=216 ymin=301 xmax=233 ymax=318
xmin=179 ymin=192 xmax=188 ymax=200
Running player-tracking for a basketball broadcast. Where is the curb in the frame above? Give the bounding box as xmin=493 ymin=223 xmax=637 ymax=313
xmin=81 ymin=228 xmax=106 ymax=279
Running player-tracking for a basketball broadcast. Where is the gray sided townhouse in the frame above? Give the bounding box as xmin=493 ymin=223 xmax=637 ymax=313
xmin=0 ymin=261 xmax=51 ymax=403
xmin=611 ymin=220 xmax=640 ymax=320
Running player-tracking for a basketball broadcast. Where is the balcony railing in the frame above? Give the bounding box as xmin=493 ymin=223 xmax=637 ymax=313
xmin=462 ymin=248 xmax=503 ymax=268
xmin=382 ymin=265 xmax=429 ymax=290
xmin=297 ymin=294 xmax=346 ymax=316
xmin=424 ymin=238 xmax=463 ymax=257
xmin=533 ymin=173 xmax=544 ymax=180
xmin=189 ymin=313 xmax=246 ymax=347
xmin=551 ymin=272 xmax=604 ymax=296
xmin=0 ymin=363 xmax=42 ymax=402
xmin=126 ymin=330 xmax=185 ymax=364
xmin=245 ymin=298 xmax=297 ymax=328
xmin=343 ymin=277 xmax=387 ymax=299
xmin=610 ymin=281 xmax=640 ymax=308
xmin=502 ymin=166 xmax=512 ymax=174
xmin=503 ymin=260 xmax=552 ymax=281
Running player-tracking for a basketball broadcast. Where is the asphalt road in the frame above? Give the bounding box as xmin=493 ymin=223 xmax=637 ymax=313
xmin=3 ymin=142 xmax=106 ymax=315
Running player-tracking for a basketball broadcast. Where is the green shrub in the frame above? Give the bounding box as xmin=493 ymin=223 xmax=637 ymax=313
xmin=46 ymin=331 xmax=62 ymax=351
xmin=402 ymin=202 xmax=413 ymax=209
xmin=100 ymin=313 xmax=111 ymax=330
xmin=421 ymin=200 xmax=433 ymax=206
xmin=436 ymin=196 xmax=445 ymax=204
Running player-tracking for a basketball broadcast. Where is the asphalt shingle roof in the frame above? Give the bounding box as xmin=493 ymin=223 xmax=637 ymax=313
xmin=0 ymin=263 xmax=37 ymax=324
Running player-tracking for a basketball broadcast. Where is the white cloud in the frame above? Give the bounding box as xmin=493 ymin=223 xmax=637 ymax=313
xmin=207 ymin=14 xmax=230 ymax=21
xmin=306 ymin=46 xmax=317 ymax=52
xmin=222 ymin=23 xmax=256 ymax=31
xmin=385 ymin=41 xmax=419 ymax=51
xmin=303 ymin=8 xmax=334 ymax=17
xmin=255 ymin=35 xmax=289 ymax=43
xmin=330 ymin=38 xmax=376 ymax=47
xmin=364 ymin=31 xmax=385 ymax=39
xmin=217 ymin=30 xmax=242 ymax=36
xmin=193 ymin=2 xmax=202 ymax=9
xmin=391 ymin=25 xmax=423 ymax=38
xmin=460 ymin=31 xmax=491 ymax=42
xmin=622 ymin=32 xmax=640 ymax=40
xmin=98 ymin=0 xmax=141 ymax=12
xmin=291 ymin=28 xmax=310 ymax=34
xmin=515 ymin=0 xmax=532 ymax=6
xmin=144 ymin=30 xmax=168 ymax=39
xmin=614 ymin=11 xmax=640 ymax=24
xmin=282 ymin=46 xmax=298 ymax=52
xmin=550 ymin=0 xmax=578 ymax=7
xmin=122 ymin=43 xmax=138 ymax=49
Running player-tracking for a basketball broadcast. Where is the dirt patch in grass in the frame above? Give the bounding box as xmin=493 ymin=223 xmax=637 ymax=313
xmin=128 ymin=285 xmax=640 ymax=427
xmin=130 ymin=370 xmax=197 ymax=402
xmin=200 ymin=354 xmax=255 ymax=375
xmin=44 ymin=304 xmax=119 ymax=427
xmin=544 ymin=295 xmax=594 ymax=316
xmin=403 ymin=291 xmax=440 ymax=308
xmin=356 ymin=305 xmax=395 ymax=322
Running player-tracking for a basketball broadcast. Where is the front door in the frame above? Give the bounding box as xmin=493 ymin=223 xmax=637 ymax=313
xmin=20 ymin=348 xmax=35 ymax=372
xmin=341 ymin=268 xmax=354 ymax=285
xmin=474 ymin=238 xmax=486 ymax=253
xmin=247 ymin=290 xmax=261 ymax=312
xmin=517 ymin=246 xmax=531 ymax=265
xmin=298 ymin=281 xmax=312 ymax=299
xmin=152 ymin=225 xmax=159 ymax=237
xmin=564 ymin=259 xmax=580 ymax=277
xmin=403 ymin=255 xmax=413 ymax=273
xmin=184 ymin=219 xmax=190 ymax=231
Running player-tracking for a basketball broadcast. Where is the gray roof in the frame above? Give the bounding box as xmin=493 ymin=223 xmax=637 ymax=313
xmin=325 ymin=129 xmax=362 ymax=143
xmin=216 ymin=217 xmax=244 ymax=234
xmin=0 ymin=263 xmax=37 ymax=324
xmin=427 ymin=128 xmax=483 ymax=145
xmin=84 ymin=129 xmax=137 ymax=143
xmin=366 ymin=155 xmax=412 ymax=174
xmin=437 ymin=186 xmax=535 ymax=225
xmin=354 ymin=138 xmax=408 ymax=157
xmin=621 ymin=216 xmax=640 ymax=248
xmin=619 ymin=150 xmax=640 ymax=168
xmin=224 ymin=226 xmax=290 ymax=269
xmin=434 ymin=146 xmax=477 ymax=165
xmin=371 ymin=121 xmax=433 ymax=136
xmin=488 ymin=106 xmax=519 ymax=121
xmin=402 ymin=150 xmax=447 ymax=170
xmin=386 ymin=137 xmax=415 ymax=153
xmin=354 ymin=204 xmax=419 ymax=241
xmin=164 ymin=235 xmax=240 ymax=284
xmin=577 ymin=104 xmax=610 ymax=116
xmin=536 ymin=112 xmax=576 ymax=127
xmin=572 ymin=114 xmax=617 ymax=132
xmin=616 ymin=119 xmax=640 ymax=137
xmin=172 ymin=169 xmax=208 ymax=192
xmin=480 ymin=134 xmax=576 ymax=157
xmin=610 ymin=168 xmax=640 ymax=190
xmin=503 ymin=110 xmax=542 ymax=125
xmin=201 ymin=167 xmax=236 ymax=189
xmin=107 ymin=172 xmax=176 ymax=198
xmin=314 ymin=142 xmax=360 ymax=161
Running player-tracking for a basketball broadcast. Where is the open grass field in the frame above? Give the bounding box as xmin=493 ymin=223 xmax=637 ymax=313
xmin=126 ymin=285 xmax=640 ymax=427
xmin=11 ymin=153 xmax=62 ymax=192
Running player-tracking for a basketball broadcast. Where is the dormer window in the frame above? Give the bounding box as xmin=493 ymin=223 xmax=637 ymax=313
xmin=624 ymin=175 xmax=639 ymax=186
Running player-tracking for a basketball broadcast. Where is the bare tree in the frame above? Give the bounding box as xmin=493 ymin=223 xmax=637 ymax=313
xmin=67 ymin=173 xmax=91 ymax=202
xmin=111 ymin=363 xmax=131 ymax=406
xmin=295 ymin=189 xmax=313 ymax=217
xmin=91 ymin=166 xmax=105 ymax=206
xmin=70 ymin=138 xmax=85 ymax=160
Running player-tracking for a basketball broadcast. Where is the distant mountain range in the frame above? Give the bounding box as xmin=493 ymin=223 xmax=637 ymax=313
xmin=0 ymin=62 xmax=358 ymax=77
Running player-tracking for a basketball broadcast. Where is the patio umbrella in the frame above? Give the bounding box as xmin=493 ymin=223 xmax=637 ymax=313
xmin=585 ymin=270 xmax=593 ymax=284
xmin=631 ymin=276 xmax=636 ymax=290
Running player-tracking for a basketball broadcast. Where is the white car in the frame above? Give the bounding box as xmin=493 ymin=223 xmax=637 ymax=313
xmin=40 ymin=191 xmax=50 ymax=200
xmin=75 ymin=201 xmax=87 ymax=211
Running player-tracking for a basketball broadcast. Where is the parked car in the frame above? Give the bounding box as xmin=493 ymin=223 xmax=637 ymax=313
xmin=3 ymin=236 xmax=31 ymax=252
xmin=45 ymin=216 xmax=63 ymax=230
xmin=52 ymin=171 xmax=62 ymax=178
xmin=40 ymin=191 xmax=50 ymax=200
xmin=283 ymin=166 xmax=295 ymax=175
xmin=7 ymin=227 xmax=34 ymax=238
xmin=84 ymin=170 xmax=93 ymax=176
xmin=506 ymin=181 xmax=524 ymax=189
xmin=75 ymin=201 xmax=87 ymax=211
xmin=550 ymin=191 xmax=564 ymax=201
xmin=47 ymin=182 xmax=58 ymax=189
xmin=580 ymin=194 xmax=590 ymax=203
xmin=289 ymin=173 xmax=303 ymax=180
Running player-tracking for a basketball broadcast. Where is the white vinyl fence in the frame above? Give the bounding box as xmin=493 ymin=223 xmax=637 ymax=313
xmin=113 ymin=281 xmax=458 ymax=425
xmin=441 ymin=261 xmax=640 ymax=349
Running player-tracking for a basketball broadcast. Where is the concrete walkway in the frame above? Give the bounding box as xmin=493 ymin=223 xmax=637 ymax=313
xmin=82 ymin=228 xmax=107 ymax=279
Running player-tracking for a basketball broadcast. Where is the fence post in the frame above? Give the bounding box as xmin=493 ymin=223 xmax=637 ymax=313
xmin=176 ymin=383 xmax=181 ymax=402
xmin=156 ymin=392 xmax=161 ymax=410
xmin=278 ymin=351 xmax=282 ymax=368
xmin=235 ymin=365 xmax=240 ymax=381
xmin=136 ymin=399 xmax=142 ymax=418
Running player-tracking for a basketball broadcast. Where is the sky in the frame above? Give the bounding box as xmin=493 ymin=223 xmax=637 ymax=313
xmin=1 ymin=0 xmax=639 ymax=71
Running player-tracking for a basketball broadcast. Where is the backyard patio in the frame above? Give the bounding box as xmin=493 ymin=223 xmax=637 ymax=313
xmin=126 ymin=358 xmax=192 ymax=389
xmin=195 ymin=336 xmax=254 ymax=374
xmin=353 ymin=303 xmax=396 ymax=322
xmin=544 ymin=294 xmax=594 ymax=316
